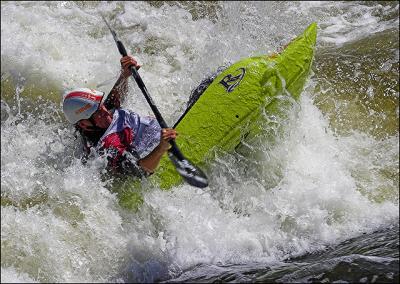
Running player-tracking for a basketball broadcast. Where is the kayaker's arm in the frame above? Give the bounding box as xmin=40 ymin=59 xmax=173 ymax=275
xmin=104 ymin=56 xmax=140 ymax=109
xmin=138 ymin=128 xmax=178 ymax=174
xmin=101 ymin=128 xmax=177 ymax=176
xmin=137 ymin=145 xmax=167 ymax=174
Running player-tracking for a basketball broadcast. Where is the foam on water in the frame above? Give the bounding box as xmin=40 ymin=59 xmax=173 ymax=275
xmin=1 ymin=1 xmax=398 ymax=282
xmin=288 ymin=1 xmax=399 ymax=46
xmin=139 ymin=92 xmax=398 ymax=269
xmin=1 ymin=266 xmax=38 ymax=283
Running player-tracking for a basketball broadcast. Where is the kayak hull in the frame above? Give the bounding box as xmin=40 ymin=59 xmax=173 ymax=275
xmin=152 ymin=22 xmax=318 ymax=189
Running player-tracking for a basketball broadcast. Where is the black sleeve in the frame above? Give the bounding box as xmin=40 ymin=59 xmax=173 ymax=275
xmin=120 ymin=151 xmax=150 ymax=178
xmin=105 ymin=148 xmax=149 ymax=178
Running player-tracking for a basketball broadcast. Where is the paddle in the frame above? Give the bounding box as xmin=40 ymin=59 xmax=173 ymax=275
xmin=101 ymin=16 xmax=208 ymax=188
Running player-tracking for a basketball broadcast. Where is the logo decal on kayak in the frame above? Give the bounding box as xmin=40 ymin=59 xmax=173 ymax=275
xmin=219 ymin=68 xmax=246 ymax=93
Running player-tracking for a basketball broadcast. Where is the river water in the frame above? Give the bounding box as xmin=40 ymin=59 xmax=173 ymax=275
xmin=1 ymin=1 xmax=399 ymax=283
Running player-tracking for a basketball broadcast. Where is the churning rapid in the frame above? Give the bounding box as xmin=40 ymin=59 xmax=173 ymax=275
xmin=1 ymin=1 xmax=399 ymax=283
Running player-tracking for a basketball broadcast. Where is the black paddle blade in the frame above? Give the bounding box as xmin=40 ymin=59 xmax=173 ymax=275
xmin=168 ymin=152 xmax=208 ymax=188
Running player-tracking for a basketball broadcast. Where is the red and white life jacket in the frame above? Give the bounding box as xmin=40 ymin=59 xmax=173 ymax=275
xmin=96 ymin=108 xmax=161 ymax=169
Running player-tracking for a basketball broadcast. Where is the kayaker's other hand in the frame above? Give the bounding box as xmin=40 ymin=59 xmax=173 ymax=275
xmin=159 ymin=128 xmax=178 ymax=151
xmin=121 ymin=55 xmax=140 ymax=78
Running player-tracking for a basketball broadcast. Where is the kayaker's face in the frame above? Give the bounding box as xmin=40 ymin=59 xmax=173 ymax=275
xmin=77 ymin=104 xmax=112 ymax=131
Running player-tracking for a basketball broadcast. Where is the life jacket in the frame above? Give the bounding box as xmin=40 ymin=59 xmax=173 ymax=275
xmin=95 ymin=108 xmax=161 ymax=174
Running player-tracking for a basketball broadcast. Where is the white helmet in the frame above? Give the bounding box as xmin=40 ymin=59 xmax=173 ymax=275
xmin=62 ymin=88 xmax=107 ymax=124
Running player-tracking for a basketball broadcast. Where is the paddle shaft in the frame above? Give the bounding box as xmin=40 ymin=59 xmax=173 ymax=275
xmin=101 ymin=15 xmax=208 ymax=188
xmin=113 ymin=32 xmax=185 ymax=161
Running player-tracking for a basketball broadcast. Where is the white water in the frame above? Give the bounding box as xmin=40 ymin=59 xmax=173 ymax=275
xmin=1 ymin=1 xmax=398 ymax=282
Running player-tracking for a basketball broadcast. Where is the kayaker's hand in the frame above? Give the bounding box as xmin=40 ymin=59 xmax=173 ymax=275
xmin=159 ymin=128 xmax=178 ymax=151
xmin=121 ymin=56 xmax=140 ymax=78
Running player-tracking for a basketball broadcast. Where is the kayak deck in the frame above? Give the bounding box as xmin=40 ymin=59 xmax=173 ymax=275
xmin=152 ymin=22 xmax=318 ymax=189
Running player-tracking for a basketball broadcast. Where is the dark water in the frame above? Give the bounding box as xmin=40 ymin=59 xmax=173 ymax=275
xmin=118 ymin=225 xmax=398 ymax=283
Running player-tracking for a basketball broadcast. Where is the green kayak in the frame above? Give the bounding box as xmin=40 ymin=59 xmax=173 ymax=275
xmin=151 ymin=22 xmax=317 ymax=189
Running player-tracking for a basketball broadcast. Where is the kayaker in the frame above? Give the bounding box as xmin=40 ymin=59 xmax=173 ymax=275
xmin=62 ymin=55 xmax=177 ymax=177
